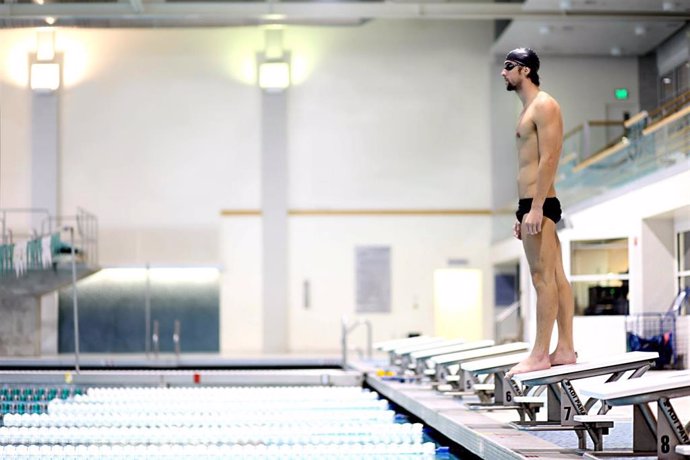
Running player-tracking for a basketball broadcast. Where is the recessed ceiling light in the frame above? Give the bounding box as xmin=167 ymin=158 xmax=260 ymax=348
xmin=262 ymin=14 xmax=286 ymax=21
xmin=634 ymin=25 xmax=647 ymax=36
xmin=538 ymin=25 xmax=552 ymax=35
xmin=662 ymin=1 xmax=675 ymax=11
xmin=44 ymin=16 xmax=56 ymax=25
xmin=610 ymin=46 xmax=622 ymax=56
xmin=559 ymin=0 xmax=572 ymax=10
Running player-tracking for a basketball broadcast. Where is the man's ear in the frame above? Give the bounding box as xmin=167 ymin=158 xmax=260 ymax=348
xmin=523 ymin=66 xmax=530 ymax=77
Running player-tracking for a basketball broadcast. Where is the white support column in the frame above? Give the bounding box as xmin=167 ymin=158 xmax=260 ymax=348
xmin=261 ymin=90 xmax=289 ymax=353
xmin=259 ymin=29 xmax=290 ymax=353
xmin=31 ymin=89 xmax=59 ymax=233
xmin=637 ymin=217 xmax=676 ymax=313
xmin=30 ymin=36 xmax=61 ymax=233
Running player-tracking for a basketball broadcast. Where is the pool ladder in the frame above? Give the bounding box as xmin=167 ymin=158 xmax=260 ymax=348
xmin=151 ymin=319 xmax=182 ymax=360
xmin=340 ymin=315 xmax=373 ymax=370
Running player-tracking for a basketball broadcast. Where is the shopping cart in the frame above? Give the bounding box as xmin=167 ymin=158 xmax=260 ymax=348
xmin=625 ymin=288 xmax=690 ymax=370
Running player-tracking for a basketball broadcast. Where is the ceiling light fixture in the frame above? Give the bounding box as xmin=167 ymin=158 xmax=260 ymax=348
xmin=45 ymin=17 xmax=56 ymax=25
xmin=634 ymin=25 xmax=647 ymax=36
xmin=538 ymin=25 xmax=552 ymax=35
xmin=262 ymin=14 xmax=286 ymax=21
xmin=662 ymin=1 xmax=676 ymax=11
xmin=559 ymin=0 xmax=572 ymax=11
xmin=610 ymin=46 xmax=622 ymax=57
xmin=258 ymin=61 xmax=290 ymax=92
xmin=30 ymin=62 xmax=60 ymax=92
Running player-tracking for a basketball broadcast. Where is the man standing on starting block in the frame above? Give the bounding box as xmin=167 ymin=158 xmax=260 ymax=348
xmin=501 ymin=48 xmax=576 ymax=376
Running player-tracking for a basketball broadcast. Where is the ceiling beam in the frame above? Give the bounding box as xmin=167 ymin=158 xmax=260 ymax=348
xmin=0 ymin=2 xmax=687 ymax=23
xmin=128 ymin=0 xmax=144 ymax=15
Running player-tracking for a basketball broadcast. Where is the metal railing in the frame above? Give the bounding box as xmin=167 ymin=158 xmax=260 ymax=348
xmin=66 ymin=225 xmax=81 ymax=373
xmin=144 ymin=263 xmax=183 ymax=361
xmin=494 ymin=300 xmax=522 ymax=344
xmin=340 ymin=315 xmax=373 ymax=370
xmin=43 ymin=208 xmax=99 ymax=267
xmin=0 ymin=208 xmax=98 ymax=277
xmin=0 ymin=208 xmax=51 ymax=244
xmin=556 ymin=104 xmax=690 ymax=207
xmin=149 ymin=320 xmax=183 ymax=361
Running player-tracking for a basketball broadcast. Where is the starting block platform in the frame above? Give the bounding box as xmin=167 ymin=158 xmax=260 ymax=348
xmin=405 ymin=340 xmax=492 ymax=372
xmin=374 ymin=336 xmax=442 ymax=366
xmin=579 ymin=371 xmax=690 ymax=459
xmin=412 ymin=340 xmax=495 ymax=377
xmin=461 ymin=352 xmax=531 ymax=407
xmin=428 ymin=342 xmax=530 ymax=386
xmin=508 ymin=351 xmax=659 ymax=451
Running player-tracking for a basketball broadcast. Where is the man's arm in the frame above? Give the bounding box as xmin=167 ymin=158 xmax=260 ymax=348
xmin=523 ymin=97 xmax=563 ymax=235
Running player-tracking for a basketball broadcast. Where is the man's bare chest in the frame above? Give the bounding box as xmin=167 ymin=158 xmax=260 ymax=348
xmin=516 ymin=116 xmax=537 ymax=146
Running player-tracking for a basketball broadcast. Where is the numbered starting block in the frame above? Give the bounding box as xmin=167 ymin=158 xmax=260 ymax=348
xmin=374 ymin=336 xmax=442 ymax=367
xmin=429 ymin=342 xmax=530 ymax=395
xmin=460 ymin=351 xmax=530 ymax=407
xmin=413 ymin=340 xmax=495 ymax=379
xmin=508 ymin=351 xmax=659 ymax=451
xmin=579 ymin=371 xmax=690 ymax=459
xmin=395 ymin=338 xmax=468 ymax=375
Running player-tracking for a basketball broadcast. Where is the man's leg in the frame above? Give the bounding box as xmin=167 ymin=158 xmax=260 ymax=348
xmin=550 ymin=232 xmax=577 ymax=365
xmin=508 ymin=218 xmax=559 ymax=376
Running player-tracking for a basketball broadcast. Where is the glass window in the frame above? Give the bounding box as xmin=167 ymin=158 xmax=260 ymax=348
xmin=679 ymin=230 xmax=690 ymax=295
xmin=681 ymin=276 xmax=690 ymax=290
xmin=658 ymin=61 xmax=690 ymax=106
xmin=676 ymin=62 xmax=689 ymax=95
xmin=571 ymin=238 xmax=629 ymax=276
xmin=570 ymin=238 xmax=629 ymax=316
xmin=660 ymin=73 xmax=675 ymax=104
xmin=58 ymin=268 xmax=220 ymax=353
xmin=679 ymin=230 xmax=690 ymax=273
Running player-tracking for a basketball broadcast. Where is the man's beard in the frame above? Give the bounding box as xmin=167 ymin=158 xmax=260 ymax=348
xmin=506 ymin=82 xmax=516 ymax=91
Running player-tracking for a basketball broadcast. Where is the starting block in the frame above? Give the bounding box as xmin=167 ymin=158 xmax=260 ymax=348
xmin=461 ymin=351 xmax=530 ymax=408
xmin=508 ymin=351 xmax=659 ymax=451
xmin=428 ymin=342 xmax=530 ymax=391
xmin=412 ymin=340 xmax=495 ymax=378
xmin=374 ymin=336 xmax=442 ymax=367
xmin=579 ymin=371 xmax=690 ymax=459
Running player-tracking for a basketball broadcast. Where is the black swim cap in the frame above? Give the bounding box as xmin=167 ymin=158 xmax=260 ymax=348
xmin=505 ymin=47 xmax=540 ymax=85
xmin=505 ymin=48 xmax=540 ymax=73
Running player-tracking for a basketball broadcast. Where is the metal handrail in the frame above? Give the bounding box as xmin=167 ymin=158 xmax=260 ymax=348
xmin=145 ymin=263 xmax=152 ymax=358
xmin=152 ymin=320 xmax=160 ymax=359
xmin=173 ymin=320 xmax=181 ymax=359
xmin=495 ymin=300 xmax=522 ymax=344
xmin=340 ymin=315 xmax=373 ymax=370
xmin=649 ymin=88 xmax=690 ymax=123
xmin=495 ymin=300 xmax=520 ymax=323
xmin=0 ymin=208 xmax=51 ymax=244
xmin=670 ymin=287 xmax=690 ymax=316
xmin=65 ymin=225 xmax=81 ymax=374
xmin=44 ymin=209 xmax=98 ymax=267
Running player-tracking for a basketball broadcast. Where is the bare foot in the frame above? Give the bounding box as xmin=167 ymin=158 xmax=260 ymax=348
xmin=549 ymin=349 xmax=577 ymax=366
xmin=506 ymin=355 xmax=551 ymax=378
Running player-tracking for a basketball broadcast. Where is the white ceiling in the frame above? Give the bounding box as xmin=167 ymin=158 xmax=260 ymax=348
xmin=523 ymin=0 xmax=690 ymax=13
xmin=493 ymin=0 xmax=690 ymax=57
xmin=0 ymin=0 xmax=688 ymax=60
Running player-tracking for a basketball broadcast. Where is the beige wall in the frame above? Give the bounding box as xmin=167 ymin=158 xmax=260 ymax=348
xmin=1 ymin=21 xmax=495 ymax=354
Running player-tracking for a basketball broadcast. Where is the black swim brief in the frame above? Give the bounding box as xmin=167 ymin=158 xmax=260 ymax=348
xmin=515 ymin=197 xmax=562 ymax=224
